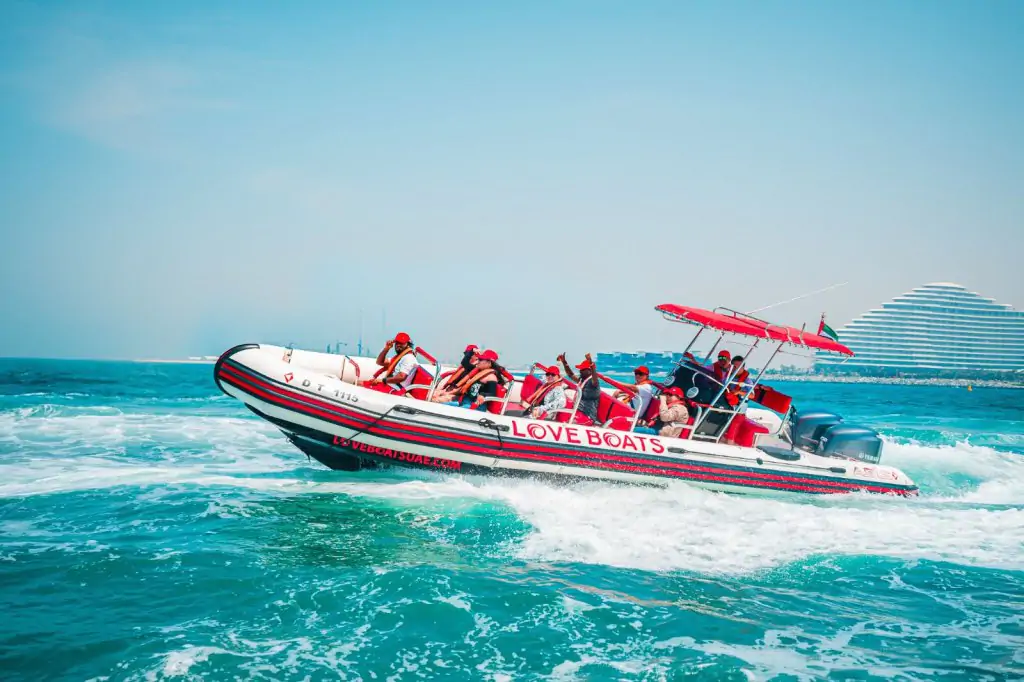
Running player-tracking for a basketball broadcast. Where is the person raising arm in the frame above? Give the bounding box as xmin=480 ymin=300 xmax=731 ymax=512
xmin=365 ymin=332 xmax=418 ymax=392
xmin=557 ymin=353 xmax=601 ymax=425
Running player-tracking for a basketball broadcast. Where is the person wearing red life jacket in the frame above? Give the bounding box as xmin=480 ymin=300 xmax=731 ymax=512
xmin=365 ymin=332 xmax=419 ymax=393
xmin=443 ymin=349 xmax=504 ymax=410
xmin=445 ymin=344 xmax=479 ymax=387
xmin=725 ymin=355 xmax=752 ymax=408
xmin=711 ymin=350 xmax=732 ymax=386
xmin=634 ymin=386 xmax=694 ymax=437
xmin=508 ymin=365 xmax=566 ymax=420
xmin=430 ymin=344 xmax=480 ymax=403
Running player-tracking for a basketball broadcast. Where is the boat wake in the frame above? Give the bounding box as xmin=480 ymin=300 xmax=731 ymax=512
xmin=1 ymin=404 xmax=1021 ymax=575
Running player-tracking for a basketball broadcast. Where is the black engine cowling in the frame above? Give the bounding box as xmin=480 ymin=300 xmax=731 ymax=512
xmin=789 ymin=410 xmax=843 ymax=450
xmin=816 ymin=424 xmax=883 ymax=464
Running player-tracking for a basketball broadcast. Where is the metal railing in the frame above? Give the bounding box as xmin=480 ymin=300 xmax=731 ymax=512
xmin=593 ymin=371 xmax=650 ymax=431
xmin=401 ymin=346 xmax=442 ymax=397
xmin=472 ymin=369 xmax=519 ymax=415
xmin=550 ymin=374 xmax=591 ymax=424
xmin=429 ymin=368 xmax=458 ymax=401
xmin=339 ymin=355 xmax=361 ymax=384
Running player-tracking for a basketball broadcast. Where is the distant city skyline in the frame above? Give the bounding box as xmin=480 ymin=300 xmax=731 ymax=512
xmin=2 ymin=2 xmax=1023 ymax=364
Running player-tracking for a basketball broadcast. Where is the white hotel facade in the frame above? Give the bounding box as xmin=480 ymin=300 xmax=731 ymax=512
xmin=815 ymin=283 xmax=1024 ymax=375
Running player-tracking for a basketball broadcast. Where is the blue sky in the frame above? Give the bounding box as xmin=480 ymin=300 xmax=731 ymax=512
xmin=1 ymin=1 xmax=1022 ymax=363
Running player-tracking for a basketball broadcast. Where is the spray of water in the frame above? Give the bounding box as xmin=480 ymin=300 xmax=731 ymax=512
xmin=1 ymin=404 xmax=1021 ymax=575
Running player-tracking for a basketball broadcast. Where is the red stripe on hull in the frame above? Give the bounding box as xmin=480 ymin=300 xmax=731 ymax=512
xmin=220 ymin=363 xmax=502 ymax=450
xmin=218 ymin=363 xmax=912 ymax=496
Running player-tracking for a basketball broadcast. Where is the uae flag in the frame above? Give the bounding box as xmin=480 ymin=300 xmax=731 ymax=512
xmin=817 ymin=315 xmax=839 ymax=341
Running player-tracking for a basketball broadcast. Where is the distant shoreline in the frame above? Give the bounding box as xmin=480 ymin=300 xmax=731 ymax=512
xmin=762 ymin=374 xmax=1024 ymax=389
xmin=132 ymin=358 xmax=217 ymax=364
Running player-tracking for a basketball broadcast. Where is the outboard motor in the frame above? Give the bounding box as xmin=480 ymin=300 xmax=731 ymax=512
xmin=816 ymin=424 xmax=883 ymax=464
xmin=790 ymin=410 xmax=843 ymax=451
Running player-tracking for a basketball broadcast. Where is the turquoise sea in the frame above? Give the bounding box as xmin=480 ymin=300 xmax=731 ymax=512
xmin=1 ymin=358 xmax=1022 ymax=681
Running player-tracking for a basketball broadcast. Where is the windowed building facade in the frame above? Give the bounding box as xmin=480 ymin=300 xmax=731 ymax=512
xmin=815 ymin=283 xmax=1024 ymax=376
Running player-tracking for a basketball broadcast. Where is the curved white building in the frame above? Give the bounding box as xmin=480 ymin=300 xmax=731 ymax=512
xmin=816 ymin=283 xmax=1024 ymax=374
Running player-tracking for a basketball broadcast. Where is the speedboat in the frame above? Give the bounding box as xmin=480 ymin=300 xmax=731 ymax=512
xmin=213 ymin=304 xmax=918 ymax=497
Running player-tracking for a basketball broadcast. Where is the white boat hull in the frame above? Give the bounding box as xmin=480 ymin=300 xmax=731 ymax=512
xmin=214 ymin=344 xmax=918 ymax=497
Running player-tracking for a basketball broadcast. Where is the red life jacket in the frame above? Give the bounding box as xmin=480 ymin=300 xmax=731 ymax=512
xmin=453 ymin=367 xmax=496 ymax=398
xmin=712 ymin=361 xmax=730 ymax=384
xmin=442 ymin=365 xmax=471 ymax=389
xmin=725 ymin=369 xmax=751 ymax=406
xmin=374 ymin=347 xmax=414 ymax=380
xmin=526 ymin=380 xmax=560 ymax=408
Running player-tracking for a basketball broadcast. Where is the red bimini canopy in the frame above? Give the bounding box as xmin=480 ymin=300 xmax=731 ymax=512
xmin=655 ymin=304 xmax=854 ymax=356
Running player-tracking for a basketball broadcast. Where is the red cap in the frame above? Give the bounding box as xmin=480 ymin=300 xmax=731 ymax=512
xmin=717 ymin=350 xmax=731 ymax=360
xmin=544 ymin=365 xmax=561 ymax=376
xmin=662 ymin=386 xmax=684 ymax=398
xmin=576 ymin=359 xmax=594 ymax=370
xmin=394 ymin=332 xmax=411 ymax=344
xmin=465 ymin=344 xmax=479 ymax=353
xmin=478 ymin=349 xmax=498 ymax=362
xmin=634 ymin=365 xmax=650 ymax=375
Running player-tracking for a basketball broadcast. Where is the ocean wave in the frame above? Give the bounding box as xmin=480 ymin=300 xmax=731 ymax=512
xmin=0 ymin=392 xmax=227 ymax=404
xmin=881 ymin=438 xmax=1024 ymax=503
xmin=115 ymin=565 xmax=1024 ymax=682
xmin=7 ymin=461 xmax=1021 ymax=576
xmin=2 ymin=404 xmax=1023 ymax=575
xmin=477 ymin=439 xmax=1024 ymax=574
xmin=0 ymin=408 xmax=278 ymax=451
xmin=0 ymin=408 xmax=298 ymax=499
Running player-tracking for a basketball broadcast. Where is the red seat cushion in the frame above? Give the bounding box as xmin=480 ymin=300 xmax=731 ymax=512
xmin=727 ymin=416 xmax=770 ymax=446
xmin=597 ymin=392 xmax=635 ymax=424
xmin=605 ymin=415 xmax=634 ymax=432
xmin=485 ymin=384 xmax=507 ymax=414
xmin=520 ymin=375 xmax=542 ymax=404
xmin=752 ymin=384 xmax=792 ymax=414
xmin=572 ymin=412 xmax=594 ymax=426
xmin=640 ymin=394 xmax=660 ymax=424
xmin=405 ymin=366 xmax=434 ymax=400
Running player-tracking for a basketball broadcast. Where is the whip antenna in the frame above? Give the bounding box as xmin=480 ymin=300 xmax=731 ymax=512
xmin=747 ymin=282 xmax=849 ymax=315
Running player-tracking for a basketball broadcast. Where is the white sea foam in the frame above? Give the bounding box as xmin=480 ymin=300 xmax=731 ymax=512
xmin=289 ymin=440 xmax=1024 ymax=575
xmin=2 ymin=401 xmax=1022 ymax=575
xmin=146 ymin=645 xmax=236 ymax=680
xmin=883 ymin=438 xmax=1024 ymax=503
xmin=0 ymin=407 xmax=277 ymax=450
xmin=0 ymin=409 xmax=298 ymax=498
xmin=502 ymin=479 xmax=1024 ymax=573
xmin=462 ymin=439 xmax=1024 ymax=574
xmin=140 ymin=633 xmax=369 ymax=682
xmin=303 ymin=439 xmax=1024 ymax=574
